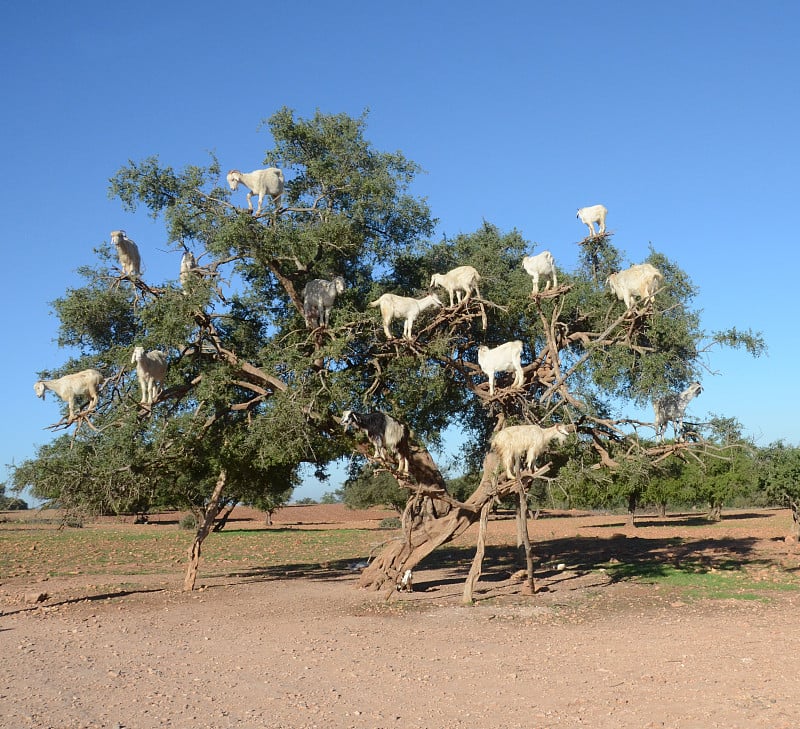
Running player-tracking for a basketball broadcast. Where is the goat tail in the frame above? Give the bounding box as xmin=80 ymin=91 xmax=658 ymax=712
xmin=368 ymin=298 xmax=382 ymax=308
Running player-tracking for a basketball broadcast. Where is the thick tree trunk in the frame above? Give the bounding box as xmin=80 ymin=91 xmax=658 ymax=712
xmin=359 ymin=448 xmax=496 ymax=593
xmin=184 ymin=470 xmax=227 ymax=591
xmin=359 ymin=446 xmax=553 ymax=595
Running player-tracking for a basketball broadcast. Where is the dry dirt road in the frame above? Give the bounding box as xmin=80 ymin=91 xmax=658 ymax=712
xmin=2 ymin=507 xmax=800 ymax=729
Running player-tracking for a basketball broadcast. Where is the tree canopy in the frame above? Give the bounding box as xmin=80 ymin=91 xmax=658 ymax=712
xmin=12 ymin=108 xmax=766 ymax=592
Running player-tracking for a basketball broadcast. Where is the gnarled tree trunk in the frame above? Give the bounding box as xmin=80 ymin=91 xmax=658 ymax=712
xmin=359 ymin=448 xmax=497 ymax=593
xmin=359 ymin=446 xmax=553 ymax=596
xmin=184 ymin=469 xmax=227 ymax=591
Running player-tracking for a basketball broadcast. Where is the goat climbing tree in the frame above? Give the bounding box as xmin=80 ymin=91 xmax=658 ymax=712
xmin=12 ymin=108 xmax=765 ymax=593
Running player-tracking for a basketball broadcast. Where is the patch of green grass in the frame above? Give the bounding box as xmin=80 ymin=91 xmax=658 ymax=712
xmin=602 ymin=560 xmax=800 ymax=601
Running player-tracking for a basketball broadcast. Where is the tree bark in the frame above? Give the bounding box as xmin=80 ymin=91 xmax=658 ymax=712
xmin=184 ymin=470 xmax=227 ymax=591
xmin=517 ymin=483 xmax=536 ymax=594
xmin=358 ymin=446 xmax=554 ymax=595
xmin=359 ymin=448 xmax=496 ymax=593
xmin=462 ymin=500 xmax=492 ymax=604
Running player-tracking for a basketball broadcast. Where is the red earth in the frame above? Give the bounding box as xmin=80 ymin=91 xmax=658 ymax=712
xmin=2 ymin=505 xmax=800 ymax=728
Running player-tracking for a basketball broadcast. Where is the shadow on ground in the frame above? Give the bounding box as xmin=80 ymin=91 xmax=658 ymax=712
xmin=221 ymin=531 xmax=769 ymax=599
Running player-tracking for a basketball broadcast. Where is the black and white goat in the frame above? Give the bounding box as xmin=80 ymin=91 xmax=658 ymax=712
xmin=653 ymin=381 xmax=702 ymax=442
xmin=341 ymin=409 xmax=411 ymax=474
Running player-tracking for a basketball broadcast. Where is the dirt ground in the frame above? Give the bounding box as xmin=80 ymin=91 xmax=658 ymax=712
xmin=3 ymin=506 xmax=800 ymax=729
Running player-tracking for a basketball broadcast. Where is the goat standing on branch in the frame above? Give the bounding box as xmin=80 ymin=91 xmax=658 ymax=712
xmin=477 ymin=340 xmax=524 ymax=396
xmin=131 ymin=346 xmax=168 ymax=405
xmin=110 ymin=230 xmax=141 ymax=278
xmin=606 ymin=263 xmax=663 ymax=310
xmin=654 ymin=381 xmax=702 ymax=442
xmin=491 ymin=423 xmax=571 ymax=480
xmin=179 ymin=250 xmax=198 ymax=291
xmin=341 ymin=409 xmax=411 ymax=474
xmin=303 ymin=276 xmax=346 ymax=328
xmin=429 ymin=265 xmax=481 ymax=306
xmin=226 ymin=168 xmax=285 ymax=215
xmin=576 ymin=204 xmax=608 ymax=237
xmin=369 ymin=292 xmax=442 ymax=339
xmin=522 ymin=251 xmax=557 ymax=294
xmin=34 ymin=369 xmax=104 ymax=421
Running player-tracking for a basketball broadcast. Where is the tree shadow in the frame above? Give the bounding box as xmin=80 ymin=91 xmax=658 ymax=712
xmin=400 ymin=533 xmax=770 ymax=597
xmin=1 ymin=588 xmax=165 ymax=617
xmin=215 ymin=529 xmax=772 ymax=593
xmin=617 ymin=511 xmax=775 ymax=529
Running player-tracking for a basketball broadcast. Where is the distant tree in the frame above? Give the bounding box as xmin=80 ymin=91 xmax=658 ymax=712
xmin=759 ymin=441 xmax=800 ymax=538
xmin=688 ymin=417 xmax=757 ymax=520
xmin=341 ymin=465 xmax=407 ymax=512
xmin=294 ymin=497 xmax=318 ymax=506
xmin=643 ymin=456 xmax=696 ymax=516
xmin=247 ymin=488 xmax=293 ymax=525
xmin=320 ymin=491 xmax=341 ymax=504
xmin=0 ymin=484 xmax=28 ymax=510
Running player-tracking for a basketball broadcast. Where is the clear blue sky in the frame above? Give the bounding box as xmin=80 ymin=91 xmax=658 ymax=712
xmin=2 ymin=2 xmax=797 ymax=502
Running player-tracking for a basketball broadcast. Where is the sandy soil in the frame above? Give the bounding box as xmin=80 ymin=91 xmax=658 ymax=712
xmin=3 ymin=506 xmax=800 ymax=729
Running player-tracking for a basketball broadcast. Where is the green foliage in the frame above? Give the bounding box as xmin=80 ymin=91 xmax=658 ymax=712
xmin=12 ymin=107 xmax=766 ymax=531
xmin=759 ymin=441 xmax=800 ymax=508
xmin=340 ymin=464 xmax=407 ymax=512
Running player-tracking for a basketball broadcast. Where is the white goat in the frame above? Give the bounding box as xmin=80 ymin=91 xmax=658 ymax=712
xmin=606 ymin=263 xmax=663 ymax=310
xmin=369 ymin=293 xmax=442 ymax=339
xmin=576 ymin=204 xmax=608 ymax=237
xmin=110 ymin=230 xmax=141 ymax=278
xmin=179 ymin=250 xmax=198 ymax=291
xmin=521 ymin=251 xmax=558 ymax=294
xmin=34 ymin=369 xmax=103 ymax=421
xmin=131 ymin=346 xmax=168 ymax=405
xmin=654 ymin=381 xmax=702 ymax=442
xmin=303 ymin=276 xmax=346 ymax=328
xmin=491 ymin=423 xmax=571 ymax=480
xmin=341 ymin=409 xmax=411 ymax=474
xmin=477 ymin=340 xmax=524 ymax=396
xmin=429 ymin=265 xmax=481 ymax=306
xmin=226 ymin=168 xmax=285 ymax=214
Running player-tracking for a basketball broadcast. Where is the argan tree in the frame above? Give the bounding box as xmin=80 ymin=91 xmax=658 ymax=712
xmin=12 ymin=108 xmax=764 ymax=595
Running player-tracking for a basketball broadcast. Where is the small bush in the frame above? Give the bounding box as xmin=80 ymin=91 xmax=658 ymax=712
xmin=179 ymin=513 xmax=197 ymax=531
xmin=379 ymin=516 xmax=402 ymax=530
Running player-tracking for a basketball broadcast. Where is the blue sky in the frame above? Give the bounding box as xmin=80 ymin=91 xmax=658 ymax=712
xmin=2 ymin=2 xmax=797 ymax=502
